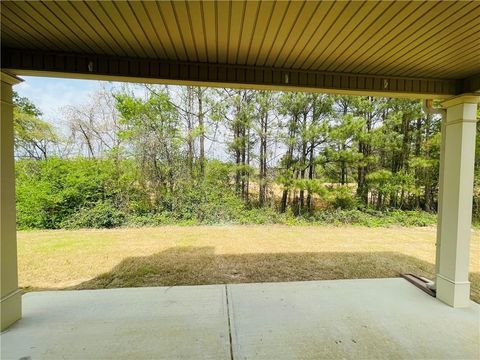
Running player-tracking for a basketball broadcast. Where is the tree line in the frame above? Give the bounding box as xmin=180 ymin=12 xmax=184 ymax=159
xmin=12 ymin=84 xmax=480 ymax=229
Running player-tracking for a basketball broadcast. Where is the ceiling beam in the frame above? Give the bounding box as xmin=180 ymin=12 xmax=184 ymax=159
xmin=1 ymin=48 xmax=461 ymax=99
xmin=462 ymin=74 xmax=480 ymax=94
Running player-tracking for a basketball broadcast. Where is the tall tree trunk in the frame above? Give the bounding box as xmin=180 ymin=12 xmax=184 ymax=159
xmin=197 ymin=87 xmax=205 ymax=179
xmin=234 ymin=94 xmax=242 ymax=195
xmin=306 ymin=142 xmax=315 ymax=212
xmin=414 ymin=116 xmax=422 ymax=209
xmin=259 ymin=116 xmax=266 ymax=206
xmin=186 ymin=87 xmax=194 ymax=179
xmin=259 ymin=110 xmax=268 ymax=206
xmin=235 ymin=126 xmax=241 ymax=196
xmin=280 ymin=114 xmax=298 ymax=213
xmin=357 ymin=104 xmax=372 ymax=205
xmin=78 ymin=124 xmax=95 ymax=158
xmin=280 ymin=189 xmax=288 ymax=213
xmin=241 ymin=120 xmax=246 ymax=200
xmin=245 ymin=126 xmax=250 ymax=202
xmin=423 ymin=114 xmax=433 ymax=211
xmin=299 ymin=113 xmax=308 ymax=211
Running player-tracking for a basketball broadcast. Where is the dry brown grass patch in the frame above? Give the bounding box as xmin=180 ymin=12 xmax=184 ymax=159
xmin=17 ymin=225 xmax=480 ymax=302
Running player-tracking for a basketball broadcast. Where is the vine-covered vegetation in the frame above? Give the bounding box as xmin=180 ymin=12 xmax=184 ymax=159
xmin=13 ymin=85 xmax=479 ymax=229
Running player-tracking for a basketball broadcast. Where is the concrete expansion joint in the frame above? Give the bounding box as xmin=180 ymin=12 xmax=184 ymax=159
xmin=225 ymin=285 xmax=234 ymax=360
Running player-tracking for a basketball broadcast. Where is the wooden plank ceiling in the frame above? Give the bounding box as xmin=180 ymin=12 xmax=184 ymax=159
xmin=1 ymin=0 xmax=480 ymax=94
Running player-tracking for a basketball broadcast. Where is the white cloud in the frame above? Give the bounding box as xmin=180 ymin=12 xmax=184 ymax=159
xmin=15 ymin=77 xmax=151 ymax=123
xmin=15 ymin=76 xmax=99 ymax=124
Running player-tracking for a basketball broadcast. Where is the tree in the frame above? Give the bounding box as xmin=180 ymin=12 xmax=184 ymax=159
xmin=63 ymin=89 xmax=121 ymax=159
xmin=115 ymin=87 xmax=181 ymax=208
xmin=13 ymin=91 xmax=58 ymax=159
xmin=278 ymin=92 xmax=308 ymax=212
xmin=253 ymin=91 xmax=276 ymax=206
xmin=15 ymin=84 xmax=474 ymax=229
xmin=300 ymin=94 xmax=331 ymax=212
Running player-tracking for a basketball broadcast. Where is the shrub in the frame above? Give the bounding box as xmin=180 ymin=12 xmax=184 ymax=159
xmin=311 ymin=209 xmax=436 ymax=227
xmin=329 ymin=186 xmax=358 ymax=210
xmin=15 ymin=157 xmax=439 ymax=230
xmin=62 ymin=201 xmax=126 ymax=229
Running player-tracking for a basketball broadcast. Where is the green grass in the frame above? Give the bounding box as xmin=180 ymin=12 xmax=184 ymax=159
xmin=18 ymin=225 xmax=480 ymax=303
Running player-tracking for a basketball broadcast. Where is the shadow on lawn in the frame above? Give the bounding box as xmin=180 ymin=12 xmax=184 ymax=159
xmin=68 ymin=246 xmax=479 ymax=302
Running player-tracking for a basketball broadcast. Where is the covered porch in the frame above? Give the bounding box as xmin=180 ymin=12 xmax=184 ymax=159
xmin=1 ymin=1 xmax=480 ymax=358
xmin=2 ymin=279 xmax=479 ymax=359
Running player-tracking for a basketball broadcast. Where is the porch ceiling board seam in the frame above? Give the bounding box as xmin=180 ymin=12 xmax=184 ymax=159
xmin=136 ymin=2 xmax=169 ymax=59
xmin=0 ymin=21 xmax=40 ymax=51
xmin=269 ymin=0 xmax=310 ymax=68
xmin=46 ymin=1 xmax=115 ymax=57
xmin=399 ymin=27 xmax=480 ymax=78
xmin=360 ymin=1 xmax=471 ymax=75
xmin=246 ymin=0 xmax=275 ymax=66
xmin=28 ymin=1 xmax=100 ymax=55
xmin=72 ymin=1 xmax=128 ymax=57
xmin=279 ymin=1 xmax=332 ymax=70
xmin=411 ymin=41 xmax=480 ymax=80
xmin=332 ymin=1 xmax=434 ymax=73
xmin=95 ymin=1 xmax=141 ymax=58
xmin=126 ymin=1 xmax=165 ymax=60
xmin=322 ymin=0 xmax=401 ymax=72
xmin=435 ymin=55 xmax=480 ymax=80
xmin=296 ymin=1 xmax=351 ymax=70
xmin=386 ymin=7 xmax=480 ymax=77
xmin=309 ymin=0 xmax=383 ymax=71
xmin=2 ymin=2 xmax=66 ymax=52
xmin=255 ymin=1 xmax=290 ymax=67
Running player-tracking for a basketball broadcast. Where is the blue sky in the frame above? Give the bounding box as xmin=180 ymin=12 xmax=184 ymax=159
xmin=14 ymin=76 xmax=228 ymax=159
xmin=15 ymin=76 xmax=104 ymax=124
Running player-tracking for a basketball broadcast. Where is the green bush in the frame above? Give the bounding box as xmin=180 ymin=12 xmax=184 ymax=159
xmin=311 ymin=209 xmax=436 ymax=227
xmin=329 ymin=186 xmax=358 ymax=210
xmin=62 ymin=201 xmax=126 ymax=229
xmin=16 ymin=157 xmax=138 ymax=229
xmin=16 ymin=157 xmax=439 ymax=230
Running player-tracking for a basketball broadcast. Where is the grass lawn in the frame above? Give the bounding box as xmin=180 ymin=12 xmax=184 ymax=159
xmin=18 ymin=225 xmax=480 ymax=303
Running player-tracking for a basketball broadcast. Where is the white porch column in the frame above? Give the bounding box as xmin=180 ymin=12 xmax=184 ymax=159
xmin=436 ymin=94 xmax=479 ymax=307
xmin=1 ymin=71 xmax=22 ymax=330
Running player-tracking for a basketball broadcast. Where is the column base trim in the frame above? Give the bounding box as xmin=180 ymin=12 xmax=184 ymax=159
xmin=436 ymin=274 xmax=470 ymax=308
xmin=1 ymin=288 xmax=22 ymax=331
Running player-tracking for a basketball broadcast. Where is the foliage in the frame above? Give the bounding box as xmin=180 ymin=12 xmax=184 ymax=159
xmin=62 ymin=201 xmax=126 ymax=229
xmin=13 ymin=92 xmax=57 ymax=159
xmin=16 ymin=158 xmax=138 ymax=229
xmin=15 ymin=156 xmax=438 ymax=229
xmin=329 ymin=186 xmax=358 ymax=210
xmin=13 ymin=87 xmax=480 ymax=229
xmin=311 ymin=209 xmax=436 ymax=227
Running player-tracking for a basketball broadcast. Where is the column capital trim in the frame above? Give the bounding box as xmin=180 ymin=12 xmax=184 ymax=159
xmin=1 ymin=71 xmax=23 ymax=85
xmin=441 ymin=93 xmax=480 ymax=108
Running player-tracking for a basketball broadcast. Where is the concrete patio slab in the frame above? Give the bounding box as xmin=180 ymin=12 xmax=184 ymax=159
xmin=227 ymin=278 xmax=480 ymax=360
xmin=1 ymin=279 xmax=479 ymax=359
xmin=1 ymin=286 xmax=231 ymax=360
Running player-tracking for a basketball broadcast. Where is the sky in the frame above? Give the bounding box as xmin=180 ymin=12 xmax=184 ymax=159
xmin=15 ymin=76 xmax=109 ymax=126
xmin=14 ymin=76 xmax=229 ymax=159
